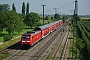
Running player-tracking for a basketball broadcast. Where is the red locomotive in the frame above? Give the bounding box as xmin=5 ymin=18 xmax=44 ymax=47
xmin=21 ymin=20 xmax=63 ymax=46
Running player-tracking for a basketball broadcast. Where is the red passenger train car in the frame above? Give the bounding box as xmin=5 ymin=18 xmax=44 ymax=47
xmin=21 ymin=20 xmax=63 ymax=46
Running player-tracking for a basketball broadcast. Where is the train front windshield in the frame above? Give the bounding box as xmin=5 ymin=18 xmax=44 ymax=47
xmin=21 ymin=35 xmax=30 ymax=42
xmin=22 ymin=35 xmax=30 ymax=39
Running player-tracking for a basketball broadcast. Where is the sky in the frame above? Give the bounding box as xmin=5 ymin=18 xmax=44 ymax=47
xmin=0 ymin=0 xmax=90 ymax=15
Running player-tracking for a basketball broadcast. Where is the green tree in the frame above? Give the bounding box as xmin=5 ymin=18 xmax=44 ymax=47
xmin=12 ymin=3 xmax=16 ymax=11
xmin=62 ymin=16 xmax=65 ymax=23
xmin=73 ymin=13 xmax=80 ymax=24
xmin=0 ymin=4 xmax=10 ymax=11
xmin=88 ymin=18 xmax=90 ymax=21
xmin=54 ymin=13 xmax=60 ymax=20
xmin=51 ymin=16 xmax=53 ymax=19
xmin=0 ymin=11 xmax=23 ymax=34
xmin=22 ymin=2 xmax=25 ymax=16
xmin=26 ymin=2 xmax=29 ymax=15
xmin=24 ymin=12 xmax=40 ymax=28
xmin=0 ymin=21 xmax=3 ymax=31
xmin=45 ymin=16 xmax=49 ymax=20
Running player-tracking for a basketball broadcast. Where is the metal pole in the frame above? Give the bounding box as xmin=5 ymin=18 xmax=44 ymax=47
xmin=41 ymin=4 xmax=46 ymax=25
xmin=75 ymin=0 xmax=78 ymax=59
xmin=75 ymin=0 xmax=78 ymax=14
xmin=53 ymin=8 xmax=59 ymax=14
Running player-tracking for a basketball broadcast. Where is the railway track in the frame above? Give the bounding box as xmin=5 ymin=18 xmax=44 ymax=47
xmin=60 ymin=33 xmax=70 ymax=60
xmin=59 ymin=27 xmax=70 ymax=60
xmin=4 ymin=42 xmax=30 ymax=60
xmin=60 ymin=27 xmax=71 ymax=60
xmin=0 ymin=42 xmax=20 ymax=54
xmin=49 ymin=26 xmax=70 ymax=60
xmin=0 ymin=49 xmax=10 ymax=54
xmin=51 ymin=29 xmax=67 ymax=60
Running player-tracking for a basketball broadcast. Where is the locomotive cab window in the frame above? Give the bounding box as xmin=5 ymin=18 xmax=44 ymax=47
xmin=34 ymin=28 xmax=41 ymax=31
xmin=22 ymin=35 xmax=30 ymax=38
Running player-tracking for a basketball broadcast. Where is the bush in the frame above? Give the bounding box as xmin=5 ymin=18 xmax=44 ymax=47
xmin=37 ymin=22 xmax=42 ymax=26
xmin=4 ymin=35 xmax=12 ymax=42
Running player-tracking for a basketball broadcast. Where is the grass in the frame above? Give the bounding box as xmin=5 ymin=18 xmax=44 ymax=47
xmin=0 ymin=30 xmax=8 ymax=42
xmin=40 ymin=19 xmax=55 ymax=24
xmin=0 ymin=54 xmax=10 ymax=60
xmin=44 ymin=54 xmax=52 ymax=60
xmin=0 ymin=37 xmax=21 ymax=60
xmin=0 ymin=37 xmax=3 ymax=42
xmin=0 ymin=38 xmax=21 ymax=51
xmin=0 ymin=28 xmax=33 ymax=43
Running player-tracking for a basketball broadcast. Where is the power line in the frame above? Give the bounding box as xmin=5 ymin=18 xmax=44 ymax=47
xmin=59 ymin=1 xmax=74 ymax=9
xmin=45 ymin=10 xmax=53 ymax=13
xmin=53 ymin=8 xmax=59 ymax=14
xmin=39 ymin=1 xmax=74 ymax=14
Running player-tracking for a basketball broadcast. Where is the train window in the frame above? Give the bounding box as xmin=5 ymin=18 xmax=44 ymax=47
xmin=34 ymin=28 xmax=41 ymax=31
xmin=22 ymin=35 xmax=30 ymax=38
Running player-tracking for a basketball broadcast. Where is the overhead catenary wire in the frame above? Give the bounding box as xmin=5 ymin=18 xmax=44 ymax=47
xmin=58 ymin=1 xmax=74 ymax=9
xmin=38 ymin=1 xmax=75 ymax=14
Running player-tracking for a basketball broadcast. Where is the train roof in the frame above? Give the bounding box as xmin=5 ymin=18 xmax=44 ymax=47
xmin=39 ymin=24 xmax=48 ymax=29
xmin=38 ymin=20 xmax=62 ymax=29
xmin=23 ymin=30 xmax=41 ymax=35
